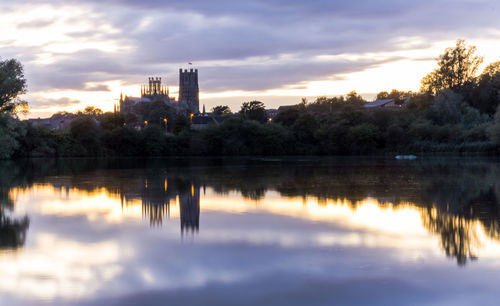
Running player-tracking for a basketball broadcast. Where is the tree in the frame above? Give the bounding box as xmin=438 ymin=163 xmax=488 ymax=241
xmin=0 ymin=58 xmax=27 ymax=114
xmin=421 ymin=40 xmax=483 ymax=94
xmin=172 ymin=114 xmax=191 ymax=134
xmin=472 ymin=61 xmax=500 ymax=114
xmin=376 ymin=91 xmax=390 ymax=100
xmin=376 ymin=89 xmax=414 ymax=103
xmin=0 ymin=114 xmax=25 ymax=159
xmin=240 ymin=101 xmax=268 ymax=123
xmin=81 ymin=106 xmax=103 ymax=117
xmin=274 ymin=106 xmax=302 ymax=127
xmin=345 ymin=91 xmax=365 ymax=105
xmin=144 ymin=101 xmax=173 ymax=126
xmin=212 ymin=105 xmax=232 ymax=116
xmin=99 ymin=112 xmax=126 ymax=130
xmin=70 ymin=116 xmax=102 ymax=156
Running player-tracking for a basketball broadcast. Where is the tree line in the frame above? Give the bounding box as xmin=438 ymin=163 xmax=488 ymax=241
xmin=1 ymin=39 xmax=500 ymax=158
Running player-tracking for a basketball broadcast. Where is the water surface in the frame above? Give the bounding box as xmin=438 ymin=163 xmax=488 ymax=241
xmin=1 ymin=157 xmax=500 ymax=305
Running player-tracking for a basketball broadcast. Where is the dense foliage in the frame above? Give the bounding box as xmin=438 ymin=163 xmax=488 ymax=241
xmin=1 ymin=40 xmax=500 ymax=158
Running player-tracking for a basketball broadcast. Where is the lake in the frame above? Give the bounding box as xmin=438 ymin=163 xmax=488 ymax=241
xmin=1 ymin=157 xmax=500 ymax=306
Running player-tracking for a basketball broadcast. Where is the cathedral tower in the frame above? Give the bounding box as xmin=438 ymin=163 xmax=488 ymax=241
xmin=179 ymin=69 xmax=199 ymax=113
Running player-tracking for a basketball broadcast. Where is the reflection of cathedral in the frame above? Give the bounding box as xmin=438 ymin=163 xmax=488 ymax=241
xmin=119 ymin=176 xmax=201 ymax=233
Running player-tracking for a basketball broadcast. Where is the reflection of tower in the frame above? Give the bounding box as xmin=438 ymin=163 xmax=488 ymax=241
xmin=179 ymin=184 xmax=200 ymax=233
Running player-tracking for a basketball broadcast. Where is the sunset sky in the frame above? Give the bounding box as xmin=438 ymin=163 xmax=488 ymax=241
xmin=1 ymin=0 xmax=500 ymax=118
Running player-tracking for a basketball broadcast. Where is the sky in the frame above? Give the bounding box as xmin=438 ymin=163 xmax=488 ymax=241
xmin=1 ymin=0 xmax=500 ymax=118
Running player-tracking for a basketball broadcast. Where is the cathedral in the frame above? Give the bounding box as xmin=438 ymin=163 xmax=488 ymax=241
xmin=119 ymin=68 xmax=200 ymax=114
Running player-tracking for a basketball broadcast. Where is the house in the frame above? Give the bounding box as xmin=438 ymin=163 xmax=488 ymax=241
xmin=277 ymin=105 xmax=295 ymax=112
xmin=191 ymin=115 xmax=228 ymax=129
xmin=363 ymin=98 xmax=401 ymax=109
xmin=27 ymin=112 xmax=76 ymax=129
xmin=265 ymin=109 xmax=279 ymax=119
xmin=363 ymin=98 xmax=410 ymax=110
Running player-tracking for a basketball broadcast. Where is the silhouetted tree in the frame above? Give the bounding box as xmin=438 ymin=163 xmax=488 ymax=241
xmin=345 ymin=91 xmax=366 ymax=106
xmin=240 ymin=101 xmax=268 ymax=123
xmin=376 ymin=89 xmax=414 ymax=103
xmin=0 ymin=58 xmax=27 ymax=114
xmin=212 ymin=105 xmax=232 ymax=116
xmin=70 ymin=116 xmax=102 ymax=155
xmin=472 ymin=61 xmax=500 ymax=114
xmin=80 ymin=106 xmax=103 ymax=117
xmin=421 ymin=40 xmax=483 ymax=94
xmin=274 ymin=105 xmax=304 ymax=127
xmin=172 ymin=114 xmax=191 ymax=135
xmin=100 ymin=112 xmax=126 ymax=130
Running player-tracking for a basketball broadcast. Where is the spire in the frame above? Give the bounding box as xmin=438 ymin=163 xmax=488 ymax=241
xmin=120 ymin=92 xmax=123 ymax=102
xmin=203 ymin=104 xmax=206 ymax=114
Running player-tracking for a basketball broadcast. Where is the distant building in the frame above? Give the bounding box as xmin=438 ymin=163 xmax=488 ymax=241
xmin=363 ymin=98 xmax=406 ymax=109
xmin=277 ymin=105 xmax=295 ymax=112
xmin=27 ymin=112 xmax=76 ymax=130
xmin=191 ymin=115 xmax=228 ymax=129
xmin=265 ymin=109 xmax=279 ymax=119
xmin=120 ymin=68 xmax=200 ymax=115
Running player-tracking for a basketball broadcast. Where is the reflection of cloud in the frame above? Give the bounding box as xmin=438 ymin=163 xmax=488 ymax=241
xmin=5 ymin=176 xmax=500 ymax=305
xmin=0 ymin=233 xmax=122 ymax=300
xmin=75 ymin=272 xmax=462 ymax=306
xmin=13 ymin=185 xmax=146 ymax=222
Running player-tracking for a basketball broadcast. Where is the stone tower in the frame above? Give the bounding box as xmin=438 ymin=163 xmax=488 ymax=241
xmin=179 ymin=68 xmax=199 ymax=113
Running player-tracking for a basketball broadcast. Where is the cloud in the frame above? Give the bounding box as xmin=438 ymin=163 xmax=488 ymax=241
xmin=199 ymin=55 xmax=405 ymax=92
xmin=17 ymin=18 xmax=55 ymax=29
xmin=29 ymin=97 xmax=81 ymax=109
xmin=84 ymin=84 xmax=111 ymax=92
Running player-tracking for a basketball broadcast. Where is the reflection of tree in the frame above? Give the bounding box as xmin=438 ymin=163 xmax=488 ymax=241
xmin=420 ymin=187 xmax=500 ymax=265
xmin=0 ymin=214 xmax=29 ymax=249
xmin=0 ymin=179 xmax=29 ymax=250
xmin=421 ymin=208 xmax=478 ymax=266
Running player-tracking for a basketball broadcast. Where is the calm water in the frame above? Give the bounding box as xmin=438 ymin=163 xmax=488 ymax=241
xmin=1 ymin=157 xmax=500 ymax=306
